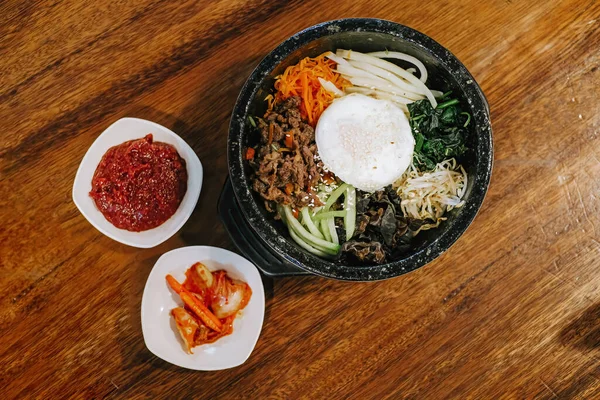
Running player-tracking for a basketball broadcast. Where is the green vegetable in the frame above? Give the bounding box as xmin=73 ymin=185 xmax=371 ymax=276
xmin=313 ymin=210 xmax=347 ymax=221
xmin=248 ymin=116 xmax=256 ymax=127
xmin=324 ymin=183 xmax=349 ymax=211
xmin=288 ymin=228 xmax=332 ymax=257
xmin=301 ymin=207 xmax=325 ymax=239
xmin=277 ymin=205 xmax=287 ymax=224
xmin=321 ymin=219 xmax=332 ymax=242
xmin=283 ymin=206 xmax=340 ymax=253
xmin=281 ymin=184 xmax=357 ymax=257
xmin=327 ymin=217 xmax=339 ymax=245
xmin=439 ymin=90 xmax=453 ymax=100
xmin=460 ymin=112 xmax=471 ymax=127
xmin=344 ymin=185 xmax=356 ymax=239
xmin=408 ymin=97 xmax=470 ymax=171
xmin=436 ymin=99 xmax=459 ymax=109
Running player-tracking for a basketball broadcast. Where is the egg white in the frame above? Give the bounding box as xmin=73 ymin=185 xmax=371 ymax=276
xmin=315 ymin=93 xmax=415 ymax=192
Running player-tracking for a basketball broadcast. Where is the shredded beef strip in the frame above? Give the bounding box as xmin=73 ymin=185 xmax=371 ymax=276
xmin=248 ymin=96 xmax=324 ymax=212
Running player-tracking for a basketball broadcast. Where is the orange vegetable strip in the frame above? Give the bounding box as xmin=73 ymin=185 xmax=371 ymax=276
xmin=166 ymin=274 xmax=183 ymax=292
xmin=301 ymin=72 xmax=312 ymax=124
xmin=268 ymin=54 xmax=349 ymax=124
xmin=179 ymin=291 xmax=223 ymax=332
xmin=166 ymin=274 xmax=223 ymax=332
xmin=285 ymin=183 xmax=294 ymax=195
xmin=284 ymin=131 xmax=294 ymax=148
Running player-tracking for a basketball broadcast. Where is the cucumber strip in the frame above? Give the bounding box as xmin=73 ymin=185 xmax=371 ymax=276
xmin=321 ymin=218 xmax=332 ymax=242
xmin=327 ymin=217 xmax=339 ymax=245
xmin=277 ymin=205 xmax=287 ymax=223
xmin=284 ymin=206 xmax=340 ymax=252
xmin=313 ymin=210 xmax=347 ymax=220
xmin=310 ymin=206 xmax=324 ymax=216
xmin=344 ymin=185 xmax=356 ymax=239
xmin=288 ymin=228 xmax=334 ymax=257
xmin=323 ymin=183 xmax=349 ymax=211
xmin=301 ymin=207 xmax=324 ymax=239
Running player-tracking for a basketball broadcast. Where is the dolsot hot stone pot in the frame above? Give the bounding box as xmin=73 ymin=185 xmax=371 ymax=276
xmin=219 ymin=18 xmax=493 ymax=281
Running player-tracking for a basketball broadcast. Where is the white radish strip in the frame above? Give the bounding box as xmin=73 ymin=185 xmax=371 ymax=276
xmin=323 ymin=51 xmax=352 ymax=67
xmin=344 ymin=86 xmax=416 ymax=102
xmin=339 ymin=71 xmax=395 ymax=90
xmin=343 ymin=75 xmax=424 ymax=101
xmin=344 ymin=87 xmax=411 ymax=113
xmin=336 ymin=63 xmax=383 ymax=80
xmin=372 ymin=91 xmax=420 ymax=105
xmin=347 ymin=59 xmax=425 ymax=96
xmin=337 ymin=49 xmax=437 ymax=107
xmin=317 ymin=77 xmax=344 ymax=97
xmin=431 ymin=90 xmax=444 ymax=98
xmin=342 ymin=50 xmax=436 ymax=104
xmin=344 ymin=86 xmax=378 ymax=95
xmin=337 ymin=62 xmax=422 ymax=97
xmin=367 ymin=51 xmax=429 ymax=83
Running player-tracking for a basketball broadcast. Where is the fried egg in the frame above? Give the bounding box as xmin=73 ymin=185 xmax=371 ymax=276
xmin=315 ymin=93 xmax=415 ymax=192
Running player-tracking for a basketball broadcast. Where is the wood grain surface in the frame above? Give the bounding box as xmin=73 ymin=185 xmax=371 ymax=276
xmin=1 ymin=0 xmax=599 ymax=398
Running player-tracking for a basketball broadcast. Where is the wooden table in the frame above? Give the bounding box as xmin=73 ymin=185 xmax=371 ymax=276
xmin=2 ymin=0 xmax=599 ymax=398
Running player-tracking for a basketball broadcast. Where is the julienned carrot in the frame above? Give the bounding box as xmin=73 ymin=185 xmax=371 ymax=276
xmin=166 ymin=274 xmax=223 ymax=332
xmin=166 ymin=274 xmax=183 ymax=292
xmin=284 ymin=131 xmax=294 ymax=148
xmin=301 ymin=72 xmax=312 ymax=124
xmin=285 ymin=183 xmax=294 ymax=195
xmin=179 ymin=291 xmax=222 ymax=332
xmin=271 ymin=54 xmax=349 ymax=126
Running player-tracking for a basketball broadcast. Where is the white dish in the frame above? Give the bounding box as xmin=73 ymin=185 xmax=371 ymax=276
xmin=72 ymin=117 xmax=202 ymax=248
xmin=141 ymin=246 xmax=265 ymax=370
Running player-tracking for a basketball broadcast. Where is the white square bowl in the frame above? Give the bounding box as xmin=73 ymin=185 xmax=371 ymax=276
xmin=141 ymin=246 xmax=265 ymax=370
xmin=72 ymin=118 xmax=202 ymax=248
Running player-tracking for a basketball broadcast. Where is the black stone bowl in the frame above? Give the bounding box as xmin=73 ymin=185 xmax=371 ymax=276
xmin=222 ymin=18 xmax=493 ymax=281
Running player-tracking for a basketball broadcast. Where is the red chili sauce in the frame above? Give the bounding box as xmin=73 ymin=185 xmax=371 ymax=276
xmin=89 ymin=134 xmax=188 ymax=232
